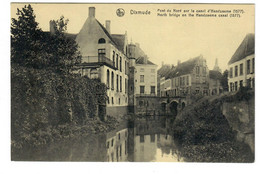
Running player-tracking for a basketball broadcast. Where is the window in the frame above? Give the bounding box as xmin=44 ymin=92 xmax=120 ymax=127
xmin=111 ymin=72 xmax=114 ymax=90
xmin=120 ymin=76 xmax=122 ymax=92
xmin=230 ymin=83 xmax=233 ymax=92
xmin=107 ymin=70 xmax=110 ymax=88
xmin=119 ymin=98 xmax=120 ymax=105
xmin=119 ymin=57 xmax=122 ymax=72
xmin=107 ymin=97 xmax=110 ymax=104
xmin=235 ymin=81 xmax=238 ymax=91
xmin=140 ymin=68 xmax=144 ymax=72
xmin=240 ymin=63 xmax=243 ymax=75
xmin=106 ymin=141 xmax=110 ymax=148
xmin=187 ymin=76 xmax=189 ymax=85
xmin=125 ymin=79 xmax=127 ymax=94
xmin=151 ymin=86 xmax=155 ymax=94
xmin=112 ymin=97 xmax=114 ymax=104
xmin=235 ymin=65 xmax=238 ymax=77
xmin=125 ymin=61 xmax=127 ymax=74
xmin=118 ymin=133 xmax=120 ymax=140
xmin=229 ymin=67 xmax=233 ymax=78
xmin=140 ymin=75 xmax=144 ymax=82
xmin=116 ymin=75 xmax=119 ymax=91
xmin=116 ymin=54 xmax=119 ymax=68
xmin=112 ymin=51 xmax=115 ymax=67
xmin=98 ymin=38 xmax=106 ymax=44
xmin=151 ymin=69 xmax=155 ymax=73
xmin=247 ymin=78 xmax=251 ymax=88
xmin=247 ymin=59 xmax=251 ymax=74
xmin=98 ymin=49 xmax=105 ymax=58
xmin=111 ymin=139 xmax=114 ymax=147
xmin=140 ymin=86 xmax=145 ymax=94
xmin=252 ymin=58 xmax=255 ymax=73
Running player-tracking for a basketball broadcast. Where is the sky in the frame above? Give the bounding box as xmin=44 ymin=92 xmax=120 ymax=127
xmin=11 ymin=3 xmax=255 ymax=71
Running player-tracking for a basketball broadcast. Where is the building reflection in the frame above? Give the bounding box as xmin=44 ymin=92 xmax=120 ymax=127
xmin=104 ymin=118 xmax=183 ymax=162
xmin=106 ymin=123 xmax=128 ymax=162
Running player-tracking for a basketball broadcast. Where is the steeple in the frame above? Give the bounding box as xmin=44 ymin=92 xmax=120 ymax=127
xmin=213 ymin=58 xmax=221 ymax=72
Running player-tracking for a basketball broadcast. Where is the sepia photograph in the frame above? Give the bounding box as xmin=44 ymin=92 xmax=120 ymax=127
xmin=10 ymin=3 xmax=255 ymax=163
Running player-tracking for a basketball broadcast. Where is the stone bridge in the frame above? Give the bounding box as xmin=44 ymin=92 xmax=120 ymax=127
xmin=159 ymin=96 xmax=191 ymax=116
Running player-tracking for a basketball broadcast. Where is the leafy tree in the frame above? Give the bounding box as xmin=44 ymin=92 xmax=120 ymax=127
xmin=43 ymin=16 xmax=82 ymax=74
xmin=11 ymin=5 xmax=81 ymax=72
xmin=221 ymin=70 xmax=229 ymax=91
xmin=11 ymin=4 xmax=46 ymax=68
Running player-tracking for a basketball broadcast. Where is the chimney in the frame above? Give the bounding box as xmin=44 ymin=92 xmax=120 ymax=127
xmin=144 ymin=55 xmax=148 ymax=64
xmin=49 ymin=20 xmax=56 ymax=35
xmin=177 ymin=60 xmax=181 ymax=65
xmin=105 ymin=20 xmax=111 ymax=33
xmin=89 ymin=7 xmax=95 ymax=18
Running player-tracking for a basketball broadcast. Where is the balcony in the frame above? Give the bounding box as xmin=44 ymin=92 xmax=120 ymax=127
xmin=81 ymin=56 xmax=117 ymax=70
xmin=136 ymin=93 xmax=157 ymax=97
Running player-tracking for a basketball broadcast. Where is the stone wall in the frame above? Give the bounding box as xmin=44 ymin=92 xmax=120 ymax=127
xmin=222 ymin=97 xmax=254 ymax=153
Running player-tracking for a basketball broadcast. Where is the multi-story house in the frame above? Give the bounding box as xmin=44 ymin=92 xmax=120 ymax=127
xmin=73 ymin=7 xmax=129 ymax=117
xmin=228 ymin=33 xmax=255 ymax=92
xmin=160 ymin=55 xmax=210 ymax=98
xmin=127 ymin=43 xmax=158 ymax=115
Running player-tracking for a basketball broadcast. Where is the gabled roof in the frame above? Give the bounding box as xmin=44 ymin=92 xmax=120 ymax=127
xmin=158 ymin=64 xmax=175 ymax=77
xmin=136 ymin=57 xmax=156 ymax=65
xmin=165 ymin=56 xmax=201 ymax=79
xmin=228 ymin=33 xmax=255 ymax=65
xmin=111 ymin=34 xmax=125 ymax=52
xmin=209 ymin=70 xmax=222 ymax=80
xmin=95 ymin=19 xmax=117 ymax=46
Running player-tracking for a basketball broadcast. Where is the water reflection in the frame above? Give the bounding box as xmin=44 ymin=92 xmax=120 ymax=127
xmin=105 ymin=117 xmax=183 ymax=162
xmin=13 ymin=117 xmax=184 ymax=162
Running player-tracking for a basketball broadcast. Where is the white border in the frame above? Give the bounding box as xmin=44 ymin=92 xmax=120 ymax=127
xmin=1 ymin=0 xmax=259 ymax=174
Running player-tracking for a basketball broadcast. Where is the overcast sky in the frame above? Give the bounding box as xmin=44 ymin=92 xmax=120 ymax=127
xmin=11 ymin=3 xmax=254 ymax=71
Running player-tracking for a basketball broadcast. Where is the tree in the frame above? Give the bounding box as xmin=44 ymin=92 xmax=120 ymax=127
xmin=11 ymin=4 xmax=81 ymax=72
xmin=11 ymin=4 xmax=46 ymax=68
xmin=43 ymin=16 xmax=81 ymax=74
xmin=221 ymin=70 xmax=229 ymax=91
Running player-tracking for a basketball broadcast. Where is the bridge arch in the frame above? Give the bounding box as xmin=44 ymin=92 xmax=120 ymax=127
xmin=169 ymin=100 xmax=178 ymax=116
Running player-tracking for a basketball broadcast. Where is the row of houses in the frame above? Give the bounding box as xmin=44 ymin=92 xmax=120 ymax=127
xmin=158 ymin=56 xmax=223 ymax=98
xmin=158 ymin=33 xmax=255 ymax=100
xmin=51 ymin=7 xmax=254 ymax=118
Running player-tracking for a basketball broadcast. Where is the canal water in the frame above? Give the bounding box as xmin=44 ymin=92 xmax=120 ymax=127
xmin=13 ymin=117 xmax=185 ymax=162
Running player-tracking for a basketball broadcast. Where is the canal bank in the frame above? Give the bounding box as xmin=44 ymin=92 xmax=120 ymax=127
xmin=172 ymin=89 xmax=254 ymax=162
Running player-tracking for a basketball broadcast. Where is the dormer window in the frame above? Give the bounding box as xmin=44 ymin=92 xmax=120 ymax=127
xmin=98 ymin=38 xmax=106 ymax=44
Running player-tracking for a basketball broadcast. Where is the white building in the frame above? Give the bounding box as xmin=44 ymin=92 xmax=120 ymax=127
xmin=228 ymin=33 xmax=255 ymax=92
xmin=135 ymin=56 xmax=158 ymax=96
xmin=74 ymin=7 xmax=129 ymax=116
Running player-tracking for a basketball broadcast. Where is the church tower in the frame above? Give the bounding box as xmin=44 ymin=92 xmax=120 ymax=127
xmin=213 ymin=58 xmax=222 ymax=73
